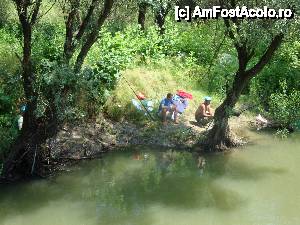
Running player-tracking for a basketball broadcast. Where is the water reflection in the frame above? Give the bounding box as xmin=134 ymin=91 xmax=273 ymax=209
xmin=1 ymin=133 xmax=300 ymax=225
xmin=74 ymin=149 xmax=245 ymax=225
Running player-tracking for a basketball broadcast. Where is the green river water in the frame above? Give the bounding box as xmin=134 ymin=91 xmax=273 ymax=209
xmin=0 ymin=130 xmax=300 ymax=225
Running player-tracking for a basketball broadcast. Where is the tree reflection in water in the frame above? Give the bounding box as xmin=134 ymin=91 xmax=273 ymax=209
xmin=78 ymin=150 xmax=243 ymax=225
xmin=81 ymin=150 xmax=206 ymax=223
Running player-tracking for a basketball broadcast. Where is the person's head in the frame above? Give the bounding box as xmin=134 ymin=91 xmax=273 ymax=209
xmin=204 ymin=96 xmax=212 ymax=105
xmin=20 ymin=104 xmax=27 ymax=115
xmin=167 ymin=93 xmax=173 ymax=100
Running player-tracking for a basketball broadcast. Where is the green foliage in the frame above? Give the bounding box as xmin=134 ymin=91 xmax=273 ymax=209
xmin=79 ymin=30 xmax=136 ymax=116
xmin=275 ymin=128 xmax=290 ymax=139
xmin=172 ymin=23 xmax=217 ymax=64
xmin=249 ymin=39 xmax=300 ymax=132
xmin=268 ymin=80 xmax=300 ymax=129
xmin=38 ymin=63 xmax=84 ymax=121
xmin=0 ymin=101 xmax=18 ymax=158
xmin=177 ymin=53 xmax=208 ymax=83
xmin=164 ymin=21 xmax=236 ymax=97
xmin=0 ymin=0 xmax=299 ymax=156
xmin=250 ymin=41 xmax=300 ymax=110
xmin=0 ymin=27 xmax=22 ymax=157
xmin=204 ymin=53 xmax=238 ymax=97
xmin=33 ymin=22 xmax=64 ymax=62
xmin=34 ymin=27 xmax=135 ymax=121
xmin=0 ymin=0 xmax=11 ymax=28
xmin=0 ymin=123 xmax=19 ymax=156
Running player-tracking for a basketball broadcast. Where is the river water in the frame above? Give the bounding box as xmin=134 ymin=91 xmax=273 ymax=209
xmin=0 ymin=131 xmax=300 ymax=225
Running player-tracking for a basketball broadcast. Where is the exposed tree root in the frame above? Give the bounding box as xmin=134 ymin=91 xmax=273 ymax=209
xmin=198 ymin=127 xmax=246 ymax=152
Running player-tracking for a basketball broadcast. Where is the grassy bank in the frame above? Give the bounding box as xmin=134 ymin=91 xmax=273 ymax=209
xmin=104 ymin=60 xmax=221 ymax=124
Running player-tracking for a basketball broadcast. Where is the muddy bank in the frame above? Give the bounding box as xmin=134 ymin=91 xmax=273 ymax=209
xmin=50 ymin=119 xmax=197 ymax=162
xmin=49 ymin=114 xmax=252 ymax=163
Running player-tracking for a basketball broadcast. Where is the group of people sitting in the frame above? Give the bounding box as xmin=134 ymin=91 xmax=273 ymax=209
xmin=132 ymin=90 xmax=214 ymax=126
xmin=158 ymin=92 xmax=214 ymax=126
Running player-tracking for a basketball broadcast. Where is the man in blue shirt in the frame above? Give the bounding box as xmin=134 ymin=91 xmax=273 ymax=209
xmin=158 ymin=93 xmax=178 ymax=125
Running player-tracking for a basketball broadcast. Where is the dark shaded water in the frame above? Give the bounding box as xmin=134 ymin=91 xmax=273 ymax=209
xmin=1 ymin=131 xmax=300 ymax=225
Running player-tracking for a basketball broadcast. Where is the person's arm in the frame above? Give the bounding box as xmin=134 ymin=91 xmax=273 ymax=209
xmin=200 ymin=104 xmax=208 ymax=117
xmin=161 ymin=99 xmax=168 ymax=108
xmin=207 ymin=105 xmax=214 ymax=117
xmin=200 ymin=104 xmax=212 ymax=117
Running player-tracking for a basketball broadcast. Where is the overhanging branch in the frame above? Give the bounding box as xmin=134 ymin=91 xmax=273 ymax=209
xmin=245 ymin=33 xmax=284 ymax=79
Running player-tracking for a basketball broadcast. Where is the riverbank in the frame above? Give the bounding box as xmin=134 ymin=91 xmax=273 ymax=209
xmin=49 ymin=112 xmax=253 ymax=170
xmin=47 ymin=66 xmax=255 ymax=173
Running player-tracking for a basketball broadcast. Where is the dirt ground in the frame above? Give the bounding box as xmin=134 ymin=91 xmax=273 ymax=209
xmin=49 ymin=111 xmax=254 ymax=161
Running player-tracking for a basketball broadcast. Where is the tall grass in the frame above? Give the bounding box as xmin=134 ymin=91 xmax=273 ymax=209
xmin=104 ymin=59 xmax=220 ymax=122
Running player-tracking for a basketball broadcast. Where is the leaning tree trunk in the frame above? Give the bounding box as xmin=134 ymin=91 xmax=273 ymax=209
xmin=203 ymin=72 xmax=249 ymax=151
xmin=1 ymin=24 xmax=41 ymax=180
xmin=199 ymin=1 xmax=285 ymax=152
xmin=1 ymin=22 xmax=47 ymax=180
xmin=0 ymin=0 xmax=50 ymax=181
xmin=2 ymin=81 xmax=59 ymax=180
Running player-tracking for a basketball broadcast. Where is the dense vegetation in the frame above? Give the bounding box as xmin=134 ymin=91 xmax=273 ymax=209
xmin=0 ymin=0 xmax=299 ymax=179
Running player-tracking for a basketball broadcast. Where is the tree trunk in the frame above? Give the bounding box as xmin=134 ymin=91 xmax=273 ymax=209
xmin=22 ymin=26 xmax=38 ymax=132
xmin=2 ymin=86 xmax=59 ymax=180
xmin=63 ymin=8 xmax=75 ymax=64
xmin=0 ymin=0 xmax=48 ymax=181
xmin=63 ymin=0 xmax=99 ymax=64
xmin=1 ymin=19 xmax=40 ymax=179
xmin=1 ymin=24 xmax=41 ymax=180
xmin=203 ymin=72 xmax=249 ymax=151
xmin=155 ymin=8 xmax=166 ymax=35
xmin=74 ymin=33 xmax=97 ymax=73
xmin=201 ymin=18 xmax=284 ymax=151
xmin=138 ymin=2 xmax=147 ymax=31
xmin=74 ymin=0 xmax=113 ymax=73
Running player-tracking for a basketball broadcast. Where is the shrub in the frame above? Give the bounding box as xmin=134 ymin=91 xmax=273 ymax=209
xmin=268 ymin=80 xmax=300 ymax=129
xmin=0 ymin=0 xmax=10 ymax=28
xmin=33 ymin=22 xmax=64 ymax=62
xmin=0 ymin=91 xmax=19 ymax=159
xmin=249 ymin=41 xmax=300 ymax=111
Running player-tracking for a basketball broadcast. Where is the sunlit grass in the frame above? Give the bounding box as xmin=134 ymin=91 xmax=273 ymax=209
xmin=104 ymin=59 xmax=221 ymax=123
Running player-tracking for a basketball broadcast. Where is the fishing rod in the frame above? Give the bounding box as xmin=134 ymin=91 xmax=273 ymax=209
xmin=123 ymin=77 xmax=155 ymax=121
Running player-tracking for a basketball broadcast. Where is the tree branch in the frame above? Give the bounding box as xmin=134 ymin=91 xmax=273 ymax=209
xmin=36 ymin=0 xmax=57 ymax=23
xmin=245 ymin=33 xmax=284 ymax=79
xmin=74 ymin=0 xmax=114 ymax=72
xmin=95 ymin=0 xmax=113 ymax=31
xmin=223 ymin=18 xmax=235 ymax=40
xmin=74 ymin=0 xmax=99 ymax=42
xmin=63 ymin=4 xmax=78 ymax=62
xmin=30 ymin=0 xmax=42 ymax=25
